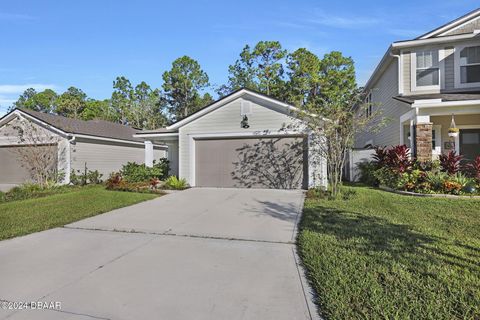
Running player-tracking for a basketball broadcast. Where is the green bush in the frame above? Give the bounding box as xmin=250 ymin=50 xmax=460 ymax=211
xmin=120 ymin=159 xmax=169 ymax=183
xmin=70 ymin=165 xmax=103 ymax=186
xmin=357 ymin=161 xmax=379 ymax=186
xmin=0 ymin=191 xmax=5 ymax=203
xmin=105 ymin=173 xmax=164 ymax=194
xmin=2 ymin=183 xmax=73 ymax=202
xmin=165 ymin=176 xmax=188 ymax=190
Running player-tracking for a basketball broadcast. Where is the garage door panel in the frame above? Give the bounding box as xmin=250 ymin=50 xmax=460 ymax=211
xmin=0 ymin=145 xmax=57 ymax=184
xmin=195 ymin=137 xmax=307 ymax=189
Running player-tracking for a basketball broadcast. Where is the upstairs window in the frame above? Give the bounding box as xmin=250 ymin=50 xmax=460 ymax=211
xmin=415 ymin=50 xmax=440 ymax=88
xmin=460 ymin=46 xmax=480 ymax=84
xmin=364 ymin=92 xmax=372 ymax=118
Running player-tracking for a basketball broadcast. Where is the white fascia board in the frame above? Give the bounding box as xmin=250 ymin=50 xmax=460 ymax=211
xmin=2 ymin=110 xmax=70 ymax=137
xmin=421 ymin=10 xmax=480 ymax=39
xmin=412 ymin=99 xmax=480 ymax=109
xmin=133 ymin=132 xmax=179 ymax=138
xmin=392 ymin=33 xmax=478 ymax=49
xmin=73 ymin=133 xmax=167 ymax=148
xmin=166 ymin=89 xmax=301 ymax=130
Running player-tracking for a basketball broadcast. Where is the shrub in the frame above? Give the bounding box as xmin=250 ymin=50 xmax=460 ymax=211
xmin=105 ymin=173 xmax=162 ymax=193
xmin=374 ymin=167 xmax=400 ymax=189
xmin=357 ymin=161 xmax=379 ymax=186
xmin=70 ymin=166 xmax=103 ymax=186
xmin=425 ymin=171 xmax=448 ymax=191
xmin=439 ymin=151 xmax=463 ymax=174
xmin=465 ymin=156 xmax=480 ymax=183
xmin=120 ymin=159 xmax=169 ymax=183
xmin=164 ymin=176 xmax=188 ymax=190
xmin=2 ymin=183 xmax=71 ymax=202
xmin=443 ymin=180 xmax=462 ymax=195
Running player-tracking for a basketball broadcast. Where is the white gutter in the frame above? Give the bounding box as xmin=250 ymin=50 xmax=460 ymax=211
xmin=412 ymin=99 xmax=480 ymax=109
xmin=133 ymin=132 xmax=179 ymax=138
xmin=392 ymin=33 xmax=479 ymax=49
xmin=74 ymin=133 xmax=167 ymax=148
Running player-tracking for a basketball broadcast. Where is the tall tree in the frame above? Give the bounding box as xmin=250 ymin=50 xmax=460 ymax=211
xmin=162 ymin=56 xmax=210 ymax=121
xmin=111 ymin=76 xmax=134 ymax=125
xmin=81 ymin=99 xmax=114 ymax=121
xmin=219 ymin=41 xmax=287 ymax=97
xmin=285 ymin=48 xmax=322 ymax=107
xmin=12 ymin=88 xmax=57 ymax=113
xmin=55 ymin=87 xmax=87 ymax=119
xmin=293 ymin=51 xmax=383 ymax=197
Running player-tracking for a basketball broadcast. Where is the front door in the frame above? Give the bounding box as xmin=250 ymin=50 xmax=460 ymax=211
xmin=460 ymin=129 xmax=480 ymax=161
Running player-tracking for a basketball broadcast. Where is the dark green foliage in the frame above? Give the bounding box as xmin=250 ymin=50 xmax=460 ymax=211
xmin=0 ymin=183 xmax=75 ymax=203
xmin=357 ymin=161 xmax=379 ymax=186
xmin=119 ymin=159 xmax=169 ymax=183
xmin=298 ymin=185 xmax=480 ymax=320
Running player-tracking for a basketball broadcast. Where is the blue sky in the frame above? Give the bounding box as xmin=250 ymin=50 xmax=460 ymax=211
xmin=0 ymin=0 xmax=478 ymax=115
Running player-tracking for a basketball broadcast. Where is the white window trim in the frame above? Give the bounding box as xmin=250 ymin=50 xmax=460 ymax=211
xmin=410 ymin=49 xmax=445 ymax=92
xmin=454 ymin=44 xmax=480 ymax=89
xmin=432 ymin=125 xmax=442 ymax=156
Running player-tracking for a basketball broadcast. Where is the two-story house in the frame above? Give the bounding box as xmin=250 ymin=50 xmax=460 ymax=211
xmin=356 ymin=8 xmax=480 ymax=162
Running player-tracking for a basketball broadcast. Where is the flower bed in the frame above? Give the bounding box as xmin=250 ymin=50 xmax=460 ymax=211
xmin=358 ymin=145 xmax=480 ymax=196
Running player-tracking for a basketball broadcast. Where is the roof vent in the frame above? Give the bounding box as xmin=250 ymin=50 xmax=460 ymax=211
xmin=241 ymin=100 xmax=252 ymax=116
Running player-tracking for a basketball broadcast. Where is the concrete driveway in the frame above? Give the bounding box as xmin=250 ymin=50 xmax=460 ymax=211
xmin=0 ymin=188 xmax=317 ymax=320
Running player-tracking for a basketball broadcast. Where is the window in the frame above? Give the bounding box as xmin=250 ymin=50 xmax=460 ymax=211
xmin=415 ymin=50 xmax=440 ymax=88
xmin=364 ymin=92 xmax=372 ymax=118
xmin=432 ymin=129 xmax=436 ymax=150
xmin=460 ymin=46 xmax=480 ymax=84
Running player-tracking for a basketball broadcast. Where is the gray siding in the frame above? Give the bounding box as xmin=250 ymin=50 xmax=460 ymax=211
xmin=444 ymin=17 xmax=480 ymax=36
xmin=444 ymin=47 xmax=455 ymax=90
xmin=403 ymin=51 xmax=411 ymax=94
xmin=71 ymin=138 xmax=166 ymax=177
xmin=178 ymin=97 xmax=302 ymax=185
xmin=402 ymin=40 xmax=480 ymax=95
xmin=356 ymin=60 xmax=410 ymax=148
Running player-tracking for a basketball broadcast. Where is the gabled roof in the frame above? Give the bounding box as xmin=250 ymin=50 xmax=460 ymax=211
xmin=416 ymin=8 xmax=480 ymax=39
xmin=364 ymin=8 xmax=480 ymax=91
xmin=1 ymin=108 xmax=143 ymax=143
xmin=135 ymin=88 xmax=300 ymax=135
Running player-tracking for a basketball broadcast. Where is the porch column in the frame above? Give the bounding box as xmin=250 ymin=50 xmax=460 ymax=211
xmin=145 ymin=140 xmax=154 ymax=167
xmin=415 ymin=122 xmax=433 ymax=162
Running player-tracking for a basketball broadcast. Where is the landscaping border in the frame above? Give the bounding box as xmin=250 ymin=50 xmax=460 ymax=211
xmin=379 ymin=186 xmax=480 ymax=199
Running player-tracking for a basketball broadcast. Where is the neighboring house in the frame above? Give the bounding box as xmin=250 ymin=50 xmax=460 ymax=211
xmin=134 ymin=88 xmax=327 ymax=189
xmin=355 ymin=8 xmax=480 ymax=164
xmin=0 ymin=108 xmax=166 ymax=188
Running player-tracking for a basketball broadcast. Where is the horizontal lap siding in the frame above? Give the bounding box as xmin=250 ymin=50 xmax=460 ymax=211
xmin=71 ymin=138 xmax=166 ymax=177
xmin=179 ymin=98 xmax=301 ymax=184
xmin=356 ymin=61 xmax=409 ymax=148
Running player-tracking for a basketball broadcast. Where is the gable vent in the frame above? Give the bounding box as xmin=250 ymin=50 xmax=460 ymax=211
xmin=241 ymin=100 xmax=252 ymax=115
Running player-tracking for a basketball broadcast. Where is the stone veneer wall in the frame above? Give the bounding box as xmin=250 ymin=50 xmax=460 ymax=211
xmin=415 ymin=123 xmax=433 ymax=162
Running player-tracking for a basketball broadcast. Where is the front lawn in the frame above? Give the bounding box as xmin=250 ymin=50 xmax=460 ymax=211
xmin=298 ymin=185 xmax=480 ymax=319
xmin=0 ymin=185 xmax=158 ymax=241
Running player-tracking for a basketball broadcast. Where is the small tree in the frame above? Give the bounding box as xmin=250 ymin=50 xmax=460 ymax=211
xmin=293 ymin=52 xmax=385 ymax=197
xmin=5 ymin=117 xmax=61 ymax=187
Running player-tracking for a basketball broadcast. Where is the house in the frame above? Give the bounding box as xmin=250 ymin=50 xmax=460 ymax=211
xmin=355 ymin=8 xmax=480 ymax=165
xmin=134 ymin=88 xmax=327 ymax=189
xmin=0 ymin=108 xmax=166 ymax=189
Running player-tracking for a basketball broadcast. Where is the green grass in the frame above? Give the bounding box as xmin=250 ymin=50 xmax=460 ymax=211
xmin=0 ymin=185 xmax=157 ymax=241
xmin=298 ymin=185 xmax=480 ymax=320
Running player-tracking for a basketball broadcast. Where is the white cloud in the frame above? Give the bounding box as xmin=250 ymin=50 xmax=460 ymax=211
xmin=0 ymin=13 xmax=34 ymax=21
xmin=0 ymin=84 xmax=58 ymax=95
xmin=307 ymin=10 xmax=381 ymax=29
